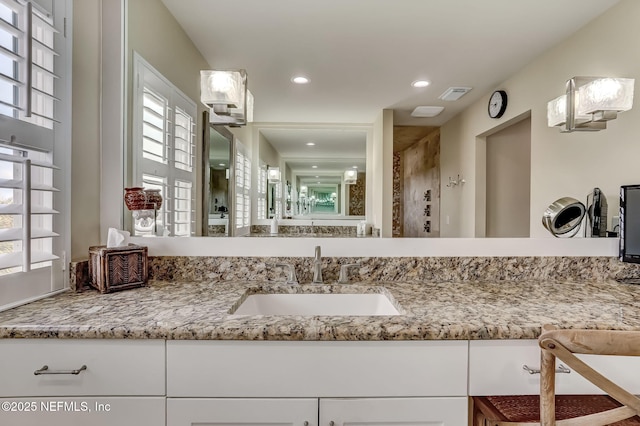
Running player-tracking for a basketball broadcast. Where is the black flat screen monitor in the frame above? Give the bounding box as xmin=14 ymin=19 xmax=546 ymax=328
xmin=620 ymin=185 xmax=640 ymax=263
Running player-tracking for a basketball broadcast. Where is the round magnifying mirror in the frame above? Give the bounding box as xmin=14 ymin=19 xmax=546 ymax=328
xmin=542 ymin=197 xmax=586 ymax=237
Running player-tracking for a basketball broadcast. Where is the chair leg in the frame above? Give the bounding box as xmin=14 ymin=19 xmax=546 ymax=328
xmin=540 ymin=346 xmax=556 ymax=426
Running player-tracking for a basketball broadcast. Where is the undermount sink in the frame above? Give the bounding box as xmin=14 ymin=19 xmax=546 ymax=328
xmin=231 ymin=293 xmax=401 ymax=316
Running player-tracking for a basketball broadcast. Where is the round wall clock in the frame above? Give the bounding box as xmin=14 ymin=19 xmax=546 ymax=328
xmin=488 ymin=90 xmax=508 ymax=118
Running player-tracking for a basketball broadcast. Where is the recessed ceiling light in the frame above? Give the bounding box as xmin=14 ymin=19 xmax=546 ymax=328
xmin=292 ymin=76 xmax=310 ymax=84
xmin=315 ymin=176 xmax=319 ymax=178
xmin=352 ymin=166 xmax=358 ymax=169
xmin=306 ymin=142 xmax=315 ymax=146
xmin=412 ymin=80 xmax=430 ymax=88
xmin=218 ymin=163 xmax=226 ymax=166
xmin=311 ymin=165 xmax=318 ymax=168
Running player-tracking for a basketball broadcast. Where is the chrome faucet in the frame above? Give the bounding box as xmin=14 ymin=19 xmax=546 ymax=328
xmin=273 ymin=263 xmax=298 ymax=285
xmin=337 ymin=262 xmax=361 ymax=284
xmin=312 ymin=245 xmax=323 ymax=284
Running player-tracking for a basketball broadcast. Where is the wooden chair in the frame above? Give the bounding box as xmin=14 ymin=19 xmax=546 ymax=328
xmin=472 ymin=325 xmax=640 ymax=426
xmin=539 ymin=325 xmax=640 ymax=425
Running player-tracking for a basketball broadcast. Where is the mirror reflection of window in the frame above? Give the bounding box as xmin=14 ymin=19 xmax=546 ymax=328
xmin=205 ymin=124 xmax=232 ymax=236
xmin=132 ymin=53 xmax=197 ymax=237
xmin=257 ymin=163 xmax=267 ymax=220
xmin=267 ymin=179 xmax=282 ymax=219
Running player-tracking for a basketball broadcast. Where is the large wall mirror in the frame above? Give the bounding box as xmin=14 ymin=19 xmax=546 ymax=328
xmin=118 ymin=0 xmax=633 ymax=247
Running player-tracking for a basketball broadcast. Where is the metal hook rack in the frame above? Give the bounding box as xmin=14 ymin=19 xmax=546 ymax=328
xmin=446 ymin=174 xmax=466 ymax=187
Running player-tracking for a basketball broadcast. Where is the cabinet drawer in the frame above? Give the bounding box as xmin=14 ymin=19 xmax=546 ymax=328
xmin=320 ymin=397 xmax=468 ymax=426
xmin=0 ymin=339 xmax=165 ymax=397
xmin=167 ymin=398 xmax=318 ymax=426
xmin=167 ymin=340 xmax=468 ymax=397
xmin=469 ymin=339 xmax=640 ymax=395
xmin=0 ymin=397 xmax=165 ymax=426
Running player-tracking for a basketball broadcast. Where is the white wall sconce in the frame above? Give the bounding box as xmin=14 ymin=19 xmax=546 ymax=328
xmin=267 ymin=167 xmax=281 ymax=182
xmin=446 ymin=174 xmax=465 ymax=188
xmin=547 ymin=76 xmax=634 ymax=132
xmin=344 ymin=169 xmax=358 ymax=184
xmin=200 ymin=69 xmax=253 ymax=126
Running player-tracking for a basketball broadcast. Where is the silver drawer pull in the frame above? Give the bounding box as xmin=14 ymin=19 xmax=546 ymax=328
xmin=522 ymin=364 xmax=570 ymax=375
xmin=34 ymin=365 xmax=87 ymax=376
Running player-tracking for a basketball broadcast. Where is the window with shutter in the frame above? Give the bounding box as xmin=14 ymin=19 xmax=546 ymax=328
xmin=257 ymin=163 xmax=266 ymax=220
xmin=234 ymin=139 xmax=251 ymax=236
xmin=133 ymin=52 xmax=196 ymax=237
xmin=0 ymin=0 xmax=69 ymax=311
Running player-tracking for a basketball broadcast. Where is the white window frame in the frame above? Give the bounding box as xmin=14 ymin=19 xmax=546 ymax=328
xmin=233 ymin=139 xmax=251 ymax=236
xmin=0 ymin=0 xmax=71 ymax=311
xmin=132 ymin=52 xmax=197 ymax=237
xmin=257 ymin=161 xmax=266 ymax=220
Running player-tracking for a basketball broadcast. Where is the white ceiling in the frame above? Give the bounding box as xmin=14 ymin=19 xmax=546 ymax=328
xmin=260 ymin=127 xmax=366 ymax=174
xmin=161 ymin=0 xmax=619 ymax=127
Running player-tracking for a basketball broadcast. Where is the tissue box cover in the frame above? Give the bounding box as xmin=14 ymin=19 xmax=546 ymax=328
xmin=88 ymin=244 xmax=148 ymax=294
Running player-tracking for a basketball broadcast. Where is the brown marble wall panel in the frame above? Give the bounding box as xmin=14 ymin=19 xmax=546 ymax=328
xmin=348 ymin=172 xmax=366 ymax=215
xmin=392 ymin=152 xmax=403 ymax=237
xmin=402 ymin=130 xmax=440 ymax=237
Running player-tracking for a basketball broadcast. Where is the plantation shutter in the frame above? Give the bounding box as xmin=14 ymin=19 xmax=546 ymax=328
xmin=0 ymin=0 xmax=67 ymax=311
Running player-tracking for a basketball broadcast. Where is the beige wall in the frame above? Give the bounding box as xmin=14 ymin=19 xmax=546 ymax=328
xmin=371 ymin=109 xmax=394 ymax=236
xmin=126 ymin=0 xmax=211 ymax=233
xmin=258 ymin=133 xmax=280 ymax=168
xmin=71 ymin=0 xmax=101 ymax=260
xmin=485 ymin=117 xmax=531 ymax=238
xmin=441 ymin=0 xmax=640 ymax=238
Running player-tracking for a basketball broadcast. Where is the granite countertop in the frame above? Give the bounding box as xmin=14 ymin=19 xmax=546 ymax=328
xmin=1 ymin=279 xmax=639 ymax=340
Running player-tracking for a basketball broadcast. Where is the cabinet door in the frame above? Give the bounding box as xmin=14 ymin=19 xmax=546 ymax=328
xmin=319 ymin=398 xmax=467 ymax=426
xmin=167 ymin=398 xmax=318 ymax=426
xmin=0 ymin=397 xmax=165 ymax=426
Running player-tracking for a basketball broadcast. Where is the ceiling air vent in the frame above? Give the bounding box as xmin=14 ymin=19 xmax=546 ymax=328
xmin=438 ymin=87 xmax=472 ymax=101
xmin=411 ymin=106 xmax=444 ymax=118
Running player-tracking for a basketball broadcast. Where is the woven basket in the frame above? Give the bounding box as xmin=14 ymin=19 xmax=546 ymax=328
xmin=88 ymin=244 xmax=148 ymax=294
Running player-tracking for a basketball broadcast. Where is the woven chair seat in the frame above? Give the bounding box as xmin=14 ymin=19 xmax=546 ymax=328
xmin=474 ymin=395 xmax=640 ymax=425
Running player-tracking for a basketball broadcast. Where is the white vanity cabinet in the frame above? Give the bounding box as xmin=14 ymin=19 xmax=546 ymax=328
xmin=166 ymin=340 xmax=469 ymax=426
xmin=0 ymin=339 xmax=166 ymax=426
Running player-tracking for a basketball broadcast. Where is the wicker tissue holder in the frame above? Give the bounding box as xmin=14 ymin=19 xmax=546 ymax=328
xmin=88 ymin=244 xmax=148 ymax=294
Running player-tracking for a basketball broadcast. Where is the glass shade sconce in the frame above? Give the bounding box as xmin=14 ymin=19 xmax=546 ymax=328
xmin=547 ymin=76 xmax=634 ymax=132
xmin=344 ymin=169 xmax=357 ymax=184
xmin=200 ymin=69 xmax=253 ymax=126
xmin=267 ymin=167 xmax=281 ymax=182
